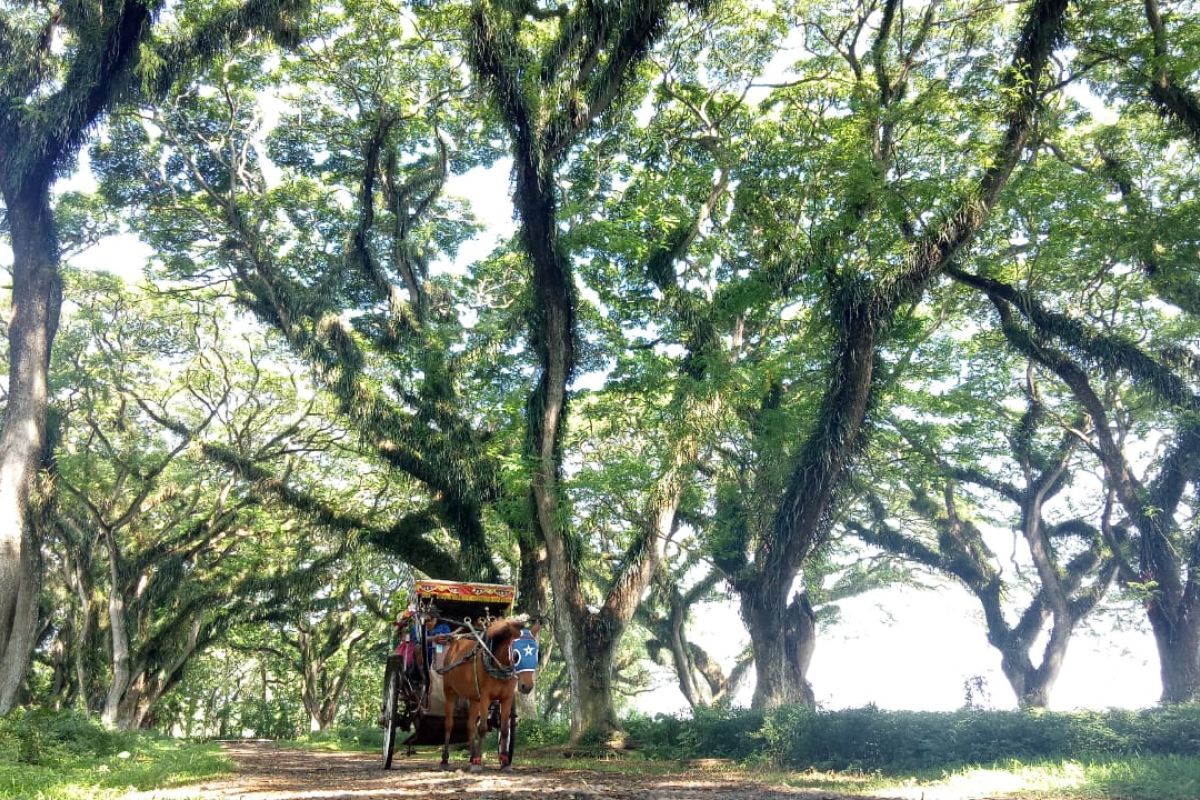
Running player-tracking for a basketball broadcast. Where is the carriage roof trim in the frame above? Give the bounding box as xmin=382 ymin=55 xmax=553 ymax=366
xmin=413 ymin=579 xmax=516 ymax=611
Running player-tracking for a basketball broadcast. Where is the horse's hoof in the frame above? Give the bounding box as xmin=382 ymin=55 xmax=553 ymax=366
xmin=438 ymin=762 xmax=451 ymax=771
xmin=469 ymin=763 xmax=482 ymax=774
xmin=499 ymin=763 xmax=512 ymax=772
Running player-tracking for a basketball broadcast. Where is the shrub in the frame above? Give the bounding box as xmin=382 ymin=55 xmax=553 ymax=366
xmin=300 ymin=722 xmax=385 ymax=751
xmin=624 ymin=708 xmax=765 ymax=760
xmin=516 ymin=717 xmax=570 ymax=747
xmin=0 ymin=709 xmax=123 ymax=766
xmin=617 ymin=704 xmax=1200 ymax=772
xmin=0 ymin=710 xmax=231 ymax=799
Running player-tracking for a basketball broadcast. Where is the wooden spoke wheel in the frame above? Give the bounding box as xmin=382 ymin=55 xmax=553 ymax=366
xmin=381 ymin=661 xmax=401 ymax=770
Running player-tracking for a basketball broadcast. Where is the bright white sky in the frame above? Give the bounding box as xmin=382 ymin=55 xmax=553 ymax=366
xmin=641 ymin=583 xmax=1160 ymax=716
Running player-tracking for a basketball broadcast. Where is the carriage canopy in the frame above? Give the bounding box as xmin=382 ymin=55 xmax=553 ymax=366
xmin=411 ymin=579 xmax=515 ymax=625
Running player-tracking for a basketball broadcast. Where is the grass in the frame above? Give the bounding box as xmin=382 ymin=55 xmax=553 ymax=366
xmin=833 ymin=755 xmax=1200 ymax=799
xmin=510 ymin=752 xmax=1200 ymax=799
xmin=14 ymin=711 xmax=1193 ymax=799
xmin=0 ymin=712 xmax=231 ymax=800
xmin=286 ymin=722 xmax=384 ymax=753
xmin=307 ymin=724 xmax=1200 ymax=799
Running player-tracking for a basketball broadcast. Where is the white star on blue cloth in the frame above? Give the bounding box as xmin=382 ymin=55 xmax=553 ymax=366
xmin=522 ymin=644 xmax=536 ymax=657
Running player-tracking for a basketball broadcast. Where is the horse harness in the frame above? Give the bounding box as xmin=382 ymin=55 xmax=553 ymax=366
xmin=433 ymin=619 xmax=515 ymax=699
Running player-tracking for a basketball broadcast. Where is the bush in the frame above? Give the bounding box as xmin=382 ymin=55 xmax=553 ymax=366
xmin=516 ymin=717 xmax=570 ymax=747
xmin=0 ymin=710 xmax=231 ymax=800
xmin=617 ymin=704 xmax=1200 ymax=772
xmin=625 ymin=708 xmax=765 ymax=760
xmin=0 ymin=709 xmax=123 ymax=766
xmin=300 ymin=722 xmax=385 ymax=751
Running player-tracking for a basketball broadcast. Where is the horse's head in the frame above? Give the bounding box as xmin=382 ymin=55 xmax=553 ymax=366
xmin=487 ymin=617 xmax=540 ymax=695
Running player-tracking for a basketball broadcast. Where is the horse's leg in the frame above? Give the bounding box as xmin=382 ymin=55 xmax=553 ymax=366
xmin=498 ymin=695 xmax=515 ymax=770
xmin=467 ymin=697 xmax=483 ymax=771
xmin=440 ymin=686 xmax=454 ymax=770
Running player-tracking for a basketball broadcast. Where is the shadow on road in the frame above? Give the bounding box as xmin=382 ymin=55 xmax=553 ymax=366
xmin=121 ymin=741 xmax=886 ymax=800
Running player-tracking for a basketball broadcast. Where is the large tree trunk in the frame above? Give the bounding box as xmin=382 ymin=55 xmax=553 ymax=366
xmin=0 ymin=180 xmax=62 ymax=713
xmin=1006 ymin=624 xmax=1071 ymax=710
xmin=743 ymin=588 xmax=816 ymax=709
xmin=568 ymin=621 xmax=621 ymax=741
xmin=101 ymin=531 xmax=132 ymax=727
xmin=994 ymin=640 xmax=1051 ymax=709
xmin=1148 ymin=601 xmax=1200 ymax=703
xmin=981 ymin=584 xmax=1060 ymax=710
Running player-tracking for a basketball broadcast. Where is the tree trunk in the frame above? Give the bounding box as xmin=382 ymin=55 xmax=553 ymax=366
xmin=743 ymin=588 xmax=816 ymax=709
xmin=101 ymin=531 xmax=132 ymax=727
xmin=0 ymin=180 xmax=62 ymax=713
xmin=570 ymin=620 xmax=620 ymax=742
xmin=665 ymin=591 xmax=709 ymax=708
xmin=1148 ymin=601 xmax=1200 ymax=703
xmin=994 ymin=641 xmax=1048 ymax=709
xmin=71 ymin=566 xmax=95 ymax=709
xmin=981 ymin=585 xmax=1058 ymax=709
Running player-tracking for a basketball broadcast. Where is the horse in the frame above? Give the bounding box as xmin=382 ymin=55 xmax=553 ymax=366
xmin=437 ymin=616 xmax=539 ymax=771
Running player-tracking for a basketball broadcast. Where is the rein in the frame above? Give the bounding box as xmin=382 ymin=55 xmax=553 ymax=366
xmin=433 ymin=618 xmax=516 ymax=682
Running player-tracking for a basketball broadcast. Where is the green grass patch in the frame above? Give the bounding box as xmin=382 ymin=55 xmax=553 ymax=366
xmin=289 ymin=722 xmax=385 ymax=753
xmin=278 ymin=708 xmax=1200 ymax=798
xmin=0 ymin=710 xmax=230 ymax=800
xmin=823 ymin=755 xmax=1200 ymax=799
xmin=388 ymin=745 xmax=1200 ymax=799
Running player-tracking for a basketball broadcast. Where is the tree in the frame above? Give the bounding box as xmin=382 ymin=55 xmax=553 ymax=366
xmin=693 ymin=0 xmax=1073 ymax=707
xmin=850 ymin=355 xmax=1118 ymax=707
xmin=253 ymin=551 xmax=398 ymax=732
xmin=90 ymin=4 xmax=524 ymax=587
xmin=0 ymin=0 xmax=309 ymax=714
xmin=950 ymin=271 xmax=1200 ymax=701
xmin=934 ymin=56 xmax=1200 ymax=698
xmin=640 ymin=562 xmax=752 ymax=710
xmin=38 ymin=275 xmax=347 ymax=727
xmin=468 ymin=0 xmax=721 ymax=741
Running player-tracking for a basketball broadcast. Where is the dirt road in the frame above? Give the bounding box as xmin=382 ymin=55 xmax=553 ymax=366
xmin=119 ymin=741 xmax=892 ymax=800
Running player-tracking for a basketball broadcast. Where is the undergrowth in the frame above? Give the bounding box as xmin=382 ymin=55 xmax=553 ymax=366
xmin=624 ymin=704 xmax=1200 ymax=770
xmin=0 ymin=709 xmax=230 ymax=800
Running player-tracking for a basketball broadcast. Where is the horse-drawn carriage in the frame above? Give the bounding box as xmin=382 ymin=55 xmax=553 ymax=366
xmin=380 ymin=579 xmax=540 ymax=771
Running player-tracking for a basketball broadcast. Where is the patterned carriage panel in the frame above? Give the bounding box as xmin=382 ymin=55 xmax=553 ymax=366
xmin=413 ymin=580 xmax=516 ymax=610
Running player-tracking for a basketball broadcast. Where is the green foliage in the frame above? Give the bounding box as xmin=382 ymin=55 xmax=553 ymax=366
xmin=29 ymin=0 xmax=1200 ymax=735
xmin=0 ymin=710 xmax=229 ymax=800
xmin=294 ymin=721 xmax=385 ymax=752
xmin=515 ymin=718 xmax=571 ymax=748
xmin=621 ymin=705 xmax=1200 ymax=771
xmin=626 ymin=706 xmax=766 ymax=760
xmin=0 ymin=710 xmax=119 ymax=766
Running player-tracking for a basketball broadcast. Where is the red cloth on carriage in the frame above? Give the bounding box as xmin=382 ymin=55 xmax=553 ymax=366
xmin=394 ymin=639 xmax=417 ymax=670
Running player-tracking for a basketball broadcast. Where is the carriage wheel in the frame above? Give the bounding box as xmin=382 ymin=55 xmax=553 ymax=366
xmin=381 ymin=663 xmax=400 ymax=770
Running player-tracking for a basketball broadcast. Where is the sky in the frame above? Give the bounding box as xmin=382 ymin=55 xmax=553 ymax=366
xmin=640 ymin=582 xmax=1161 ymax=716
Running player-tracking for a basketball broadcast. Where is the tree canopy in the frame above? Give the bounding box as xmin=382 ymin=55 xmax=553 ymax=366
xmin=2 ymin=0 xmax=1199 ymax=740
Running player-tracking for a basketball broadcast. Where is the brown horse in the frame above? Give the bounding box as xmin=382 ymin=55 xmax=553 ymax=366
xmin=438 ymin=617 xmax=538 ymax=771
